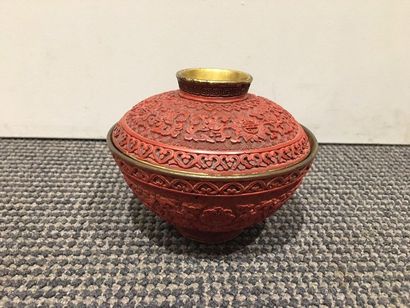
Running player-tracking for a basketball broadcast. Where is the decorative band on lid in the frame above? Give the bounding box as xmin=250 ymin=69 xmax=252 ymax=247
xmin=176 ymin=68 xmax=252 ymax=97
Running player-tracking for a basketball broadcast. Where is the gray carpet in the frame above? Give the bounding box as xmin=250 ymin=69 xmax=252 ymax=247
xmin=0 ymin=139 xmax=409 ymax=307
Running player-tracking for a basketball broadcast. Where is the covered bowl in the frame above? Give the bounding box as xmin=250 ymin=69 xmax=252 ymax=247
xmin=107 ymin=68 xmax=318 ymax=243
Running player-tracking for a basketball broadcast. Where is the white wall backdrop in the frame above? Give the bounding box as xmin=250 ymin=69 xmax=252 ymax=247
xmin=1 ymin=0 xmax=409 ymax=143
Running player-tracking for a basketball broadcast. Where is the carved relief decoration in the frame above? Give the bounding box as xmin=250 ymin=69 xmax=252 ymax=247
xmin=124 ymin=174 xmax=300 ymax=233
xmin=114 ymin=155 xmax=310 ymax=196
xmin=112 ymin=91 xmax=311 ymax=175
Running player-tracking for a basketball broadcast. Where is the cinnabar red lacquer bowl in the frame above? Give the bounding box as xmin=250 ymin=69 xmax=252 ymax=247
xmin=107 ymin=68 xmax=318 ymax=244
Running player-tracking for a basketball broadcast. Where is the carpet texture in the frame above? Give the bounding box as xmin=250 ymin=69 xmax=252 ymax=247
xmin=0 ymin=139 xmax=409 ymax=307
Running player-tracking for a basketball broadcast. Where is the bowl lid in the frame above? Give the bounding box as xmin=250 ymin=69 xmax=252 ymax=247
xmin=111 ymin=68 xmax=311 ymax=176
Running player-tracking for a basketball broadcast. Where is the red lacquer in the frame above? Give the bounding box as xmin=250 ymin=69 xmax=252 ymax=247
xmin=107 ymin=68 xmax=318 ymax=243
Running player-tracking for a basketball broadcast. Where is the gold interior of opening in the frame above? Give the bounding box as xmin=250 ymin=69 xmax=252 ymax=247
xmin=176 ymin=68 xmax=253 ymax=84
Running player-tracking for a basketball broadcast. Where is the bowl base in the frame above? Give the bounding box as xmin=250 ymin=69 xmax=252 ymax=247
xmin=176 ymin=227 xmax=242 ymax=244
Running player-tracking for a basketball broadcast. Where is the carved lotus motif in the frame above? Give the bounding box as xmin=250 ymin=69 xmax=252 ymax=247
xmin=199 ymin=207 xmax=236 ymax=227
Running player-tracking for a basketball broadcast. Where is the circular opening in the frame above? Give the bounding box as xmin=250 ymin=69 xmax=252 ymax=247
xmin=176 ymin=68 xmax=253 ymax=84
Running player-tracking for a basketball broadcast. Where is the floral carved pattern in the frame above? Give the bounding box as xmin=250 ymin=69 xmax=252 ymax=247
xmin=113 ymin=125 xmax=310 ymax=175
xmin=112 ymin=90 xmax=311 ymax=175
xmin=124 ymin=175 xmax=300 ymax=232
xmin=114 ymin=155 xmax=310 ymax=196
xmin=124 ymin=91 xmax=302 ymax=149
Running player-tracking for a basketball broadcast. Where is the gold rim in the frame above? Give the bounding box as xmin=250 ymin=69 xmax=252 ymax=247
xmin=106 ymin=125 xmax=318 ymax=181
xmin=176 ymin=68 xmax=253 ymax=84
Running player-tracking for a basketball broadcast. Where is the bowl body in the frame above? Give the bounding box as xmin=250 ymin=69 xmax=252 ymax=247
xmin=108 ymin=126 xmax=317 ymax=244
